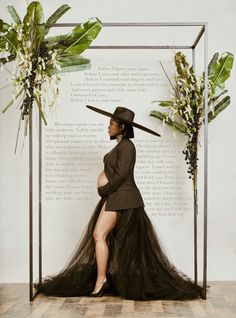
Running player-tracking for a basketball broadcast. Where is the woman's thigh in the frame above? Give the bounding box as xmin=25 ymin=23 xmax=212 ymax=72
xmin=93 ymin=200 xmax=117 ymax=238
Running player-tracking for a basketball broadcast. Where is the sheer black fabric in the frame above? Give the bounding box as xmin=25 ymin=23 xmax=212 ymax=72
xmin=34 ymin=197 xmax=209 ymax=300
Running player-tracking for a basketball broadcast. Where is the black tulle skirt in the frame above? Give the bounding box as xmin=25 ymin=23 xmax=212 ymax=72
xmin=34 ymin=197 xmax=208 ymax=300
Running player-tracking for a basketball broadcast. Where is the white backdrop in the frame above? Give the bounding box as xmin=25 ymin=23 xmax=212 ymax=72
xmin=0 ymin=0 xmax=236 ymax=283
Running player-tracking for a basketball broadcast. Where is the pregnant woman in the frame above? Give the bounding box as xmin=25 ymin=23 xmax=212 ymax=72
xmin=35 ymin=105 xmax=207 ymax=300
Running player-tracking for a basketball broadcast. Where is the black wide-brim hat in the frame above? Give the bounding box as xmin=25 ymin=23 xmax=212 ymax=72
xmin=86 ymin=105 xmax=161 ymax=137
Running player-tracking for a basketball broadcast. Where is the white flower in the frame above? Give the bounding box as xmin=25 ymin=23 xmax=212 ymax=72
xmin=17 ymin=28 xmax=23 ymax=41
xmin=209 ymin=102 xmax=215 ymax=114
xmin=41 ymin=58 xmax=46 ymax=70
xmin=0 ymin=31 xmax=8 ymax=36
xmin=26 ymin=40 xmax=32 ymax=48
xmin=26 ymin=79 xmax=30 ymax=88
xmin=28 ymin=60 xmax=32 ymax=69
xmin=26 ymin=89 xmax=31 ymax=97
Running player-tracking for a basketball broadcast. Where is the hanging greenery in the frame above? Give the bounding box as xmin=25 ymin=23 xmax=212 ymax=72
xmin=150 ymin=51 xmax=234 ymax=215
xmin=0 ymin=1 xmax=102 ymax=152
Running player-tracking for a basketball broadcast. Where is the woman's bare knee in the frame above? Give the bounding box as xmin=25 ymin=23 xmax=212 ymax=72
xmin=93 ymin=209 xmax=117 ymax=242
xmin=93 ymin=230 xmax=106 ymax=242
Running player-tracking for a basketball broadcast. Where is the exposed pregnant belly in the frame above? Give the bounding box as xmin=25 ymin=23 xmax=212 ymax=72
xmin=97 ymin=170 xmax=109 ymax=187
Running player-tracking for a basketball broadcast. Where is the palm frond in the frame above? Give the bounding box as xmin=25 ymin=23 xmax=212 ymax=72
xmin=150 ymin=110 xmax=187 ymax=134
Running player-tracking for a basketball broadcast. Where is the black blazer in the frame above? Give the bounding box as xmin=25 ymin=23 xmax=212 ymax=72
xmin=98 ymin=138 xmax=145 ymax=211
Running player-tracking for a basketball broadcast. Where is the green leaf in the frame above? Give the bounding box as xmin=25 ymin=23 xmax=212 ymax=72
xmin=2 ymin=88 xmax=24 ymax=113
xmin=208 ymin=96 xmax=230 ymax=123
xmin=44 ymin=34 xmax=68 ymax=51
xmin=150 ymin=110 xmax=187 ymax=134
xmin=211 ymin=89 xmax=227 ymax=102
xmin=58 ymin=54 xmax=90 ymax=67
xmin=208 ymin=52 xmax=219 ymax=75
xmin=23 ymin=1 xmax=45 ymax=49
xmin=7 ymin=5 xmax=21 ymax=24
xmin=0 ymin=19 xmax=18 ymax=53
xmin=45 ymin=4 xmax=71 ymax=35
xmin=34 ymin=94 xmax=47 ymax=125
xmin=60 ymin=63 xmax=92 ymax=73
xmin=158 ymin=100 xmax=174 ymax=107
xmin=62 ymin=17 xmax=102 ymax=55
xmin=58 ymin=54 xmax=91 ymax=72
xmin=208 ymin=52 xmax=234 ymax=91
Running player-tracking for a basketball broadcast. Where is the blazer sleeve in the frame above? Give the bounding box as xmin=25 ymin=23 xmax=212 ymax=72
xmin=98 ymin=141 xmax=135 ymax=197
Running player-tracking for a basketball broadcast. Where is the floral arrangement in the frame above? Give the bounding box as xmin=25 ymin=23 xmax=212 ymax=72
xmin=151 ymin=51 xmax=234 ymax=188
xmin=150 ymin=51 xmax=234 ymax=219
xmin=0 ymin=2 xmax=102 ymax=152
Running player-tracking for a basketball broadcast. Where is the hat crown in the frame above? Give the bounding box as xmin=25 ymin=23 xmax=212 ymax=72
xmin=113 ymin=107 xmax=135 ymax=122
xmin=86 ymin=104 xmax=161 ymax=137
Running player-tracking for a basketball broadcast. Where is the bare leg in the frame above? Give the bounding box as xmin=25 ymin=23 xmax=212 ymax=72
xmin=92 ymin=201 xmax=117 ymax=292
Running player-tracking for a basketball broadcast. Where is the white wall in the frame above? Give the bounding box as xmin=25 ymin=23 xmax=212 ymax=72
xmin=0 ymin=0 xmax=236 ymax=283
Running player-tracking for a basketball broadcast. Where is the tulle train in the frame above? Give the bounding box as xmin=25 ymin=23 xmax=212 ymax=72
xmin=34 ymin=197 xmax=208 ymax=300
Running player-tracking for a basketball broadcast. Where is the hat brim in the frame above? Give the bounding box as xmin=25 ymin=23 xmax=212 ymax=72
xmin=86 ymin=105 xmax=161 ymax=137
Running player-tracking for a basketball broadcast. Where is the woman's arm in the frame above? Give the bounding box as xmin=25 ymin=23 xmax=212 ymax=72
xmin=98 ymin=141 xmax=135 ymax=197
